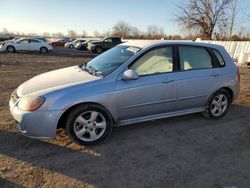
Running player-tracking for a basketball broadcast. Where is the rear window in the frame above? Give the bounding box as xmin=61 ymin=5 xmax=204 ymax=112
xmin=213 ymin=49 xmax=225 ymax=67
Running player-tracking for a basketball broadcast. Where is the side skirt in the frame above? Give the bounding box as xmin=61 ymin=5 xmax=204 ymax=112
xmin=116 ymin=107 xmax=205 ymax=127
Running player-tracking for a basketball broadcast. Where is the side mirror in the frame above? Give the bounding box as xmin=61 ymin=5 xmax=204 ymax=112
xmin=122 ymin=69 xmax=139 ymax=80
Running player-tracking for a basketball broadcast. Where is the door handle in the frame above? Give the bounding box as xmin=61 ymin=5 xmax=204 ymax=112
xmin=162 ymin=79 xmax=174 ymax=84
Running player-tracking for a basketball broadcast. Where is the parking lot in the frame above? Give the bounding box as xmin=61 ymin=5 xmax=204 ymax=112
xmin=51 ymin=47 xmax=98 ymax=58
xmin=0 ymin=52 xmax=250 ymax=187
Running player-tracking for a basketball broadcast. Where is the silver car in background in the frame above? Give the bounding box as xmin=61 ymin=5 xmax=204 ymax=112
xmin=9 ymin=41 xmax=240 ymax=145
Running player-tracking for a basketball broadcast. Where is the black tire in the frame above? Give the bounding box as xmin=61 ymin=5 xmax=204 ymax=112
xmin=40 ymin=47 xmax=48 ymax=54
xmin=95 ymin=46 xmax=103 ymax=54
xmin=202 ymin=89 xmax=231 ymax=119
xmin=69 ymin=44 xmax=74 ymax=49
xmin=6 ymin=46 xmax=15 ymax=53
xmin=65 ymin=104 xmax=113 ymax=145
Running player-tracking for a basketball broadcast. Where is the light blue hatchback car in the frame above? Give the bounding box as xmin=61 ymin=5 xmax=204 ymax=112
xmin=9 ymin=41 xmax=240 ymax=145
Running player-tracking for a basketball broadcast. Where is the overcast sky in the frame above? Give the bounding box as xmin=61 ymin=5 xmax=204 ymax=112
xmin=0 ymin=0 xmax=249 ymax=35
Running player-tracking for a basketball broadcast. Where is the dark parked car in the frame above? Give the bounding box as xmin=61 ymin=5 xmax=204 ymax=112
xmin=49 ymin=38 xmax=73 ymax=47
xmin=87 ymin=37 xmax=122 ymax=53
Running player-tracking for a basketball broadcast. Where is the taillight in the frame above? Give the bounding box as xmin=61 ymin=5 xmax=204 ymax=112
xmin=237 ymin=67 xmax=240 ymax=82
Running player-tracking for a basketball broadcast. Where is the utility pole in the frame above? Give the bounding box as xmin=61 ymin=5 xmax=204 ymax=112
xmin=229 ymin=0 xmax=237 ymax=39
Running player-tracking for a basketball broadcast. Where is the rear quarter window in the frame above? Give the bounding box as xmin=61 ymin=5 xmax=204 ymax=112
xmin=212 ymin=49 xmax=225 ymax=67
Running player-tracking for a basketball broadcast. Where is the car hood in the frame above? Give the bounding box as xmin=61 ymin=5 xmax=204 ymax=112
xmin=17 ymin=66 xmax=99 ymax=96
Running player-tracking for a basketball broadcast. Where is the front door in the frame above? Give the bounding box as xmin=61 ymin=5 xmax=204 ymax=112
xmin=116 ymin=46 xmax=178 ymax=121
xmin=103 ymin=38 xmax=112 ymax=50
xmin=15 ymin=39 xmax=29 ymax=51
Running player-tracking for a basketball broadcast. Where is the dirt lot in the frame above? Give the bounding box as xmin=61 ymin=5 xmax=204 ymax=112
xmin=0 ymin=53 xmax=250 ymax=188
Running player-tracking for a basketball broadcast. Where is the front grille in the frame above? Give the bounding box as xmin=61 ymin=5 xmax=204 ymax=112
xmin=11 ymin=90 xmax=20 ymax=104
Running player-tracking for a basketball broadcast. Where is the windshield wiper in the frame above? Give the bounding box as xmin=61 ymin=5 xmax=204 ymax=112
xmin=79 ymin=64 xmax=103 ymax=77
xmin=88 ymin=65 xmax=103 ymax=77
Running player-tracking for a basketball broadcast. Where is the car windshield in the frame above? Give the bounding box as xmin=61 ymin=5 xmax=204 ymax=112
xmin=81 ymin=45 xmax=140 ymax=77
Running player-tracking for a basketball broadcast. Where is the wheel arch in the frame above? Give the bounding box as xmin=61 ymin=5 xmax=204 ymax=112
xmin=6 ymin=45 xmax=16 ymax=51
xmin=57 ymin=102 xmax=115 ymax=129
xmin=40 ymin=46 xmax=48 ymax=50
xmin=95 ymin=45 xmax=103 ymax=52
xmin=219 ymin=87 xmax=234 ymax=103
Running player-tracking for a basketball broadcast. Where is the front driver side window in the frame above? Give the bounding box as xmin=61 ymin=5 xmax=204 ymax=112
xmin=130 ymin=47 xmax=173 ymax=76
xmin=104 ymin=38 xmax=112 ymax=43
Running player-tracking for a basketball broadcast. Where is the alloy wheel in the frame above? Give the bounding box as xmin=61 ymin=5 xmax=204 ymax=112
xmin=210 ymin=94 xmax=228 ymax=117
xmin=73 ymin=111 xmax=107 ymax=142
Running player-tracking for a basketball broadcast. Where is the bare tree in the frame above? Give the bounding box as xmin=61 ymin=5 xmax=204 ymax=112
xmin=130 ymin=26 xmax=142 ymax=39
xmin=81 ymin=30 xmax=88 ymax=38
xmin=102 ymin=29 xmax=111 ymax=37
xmin=67 ymin=30 xmax=78 ymax=38
xmin=146 ymin=25 xmax=165 ymax=39
xmin=175 ymin=0 xmax=232 ymax=39
xmin=52 ymin=32 xmax=64 ymax=38
xmin=2 ymin=28 xmax=9 ymax=35
xmin=93 ymin=30 xmax=101 ymax=37
xmin=42 ymin=32 xmax=51 ymax=37
xmin=112 ymin=21 xmax=131 ymax=38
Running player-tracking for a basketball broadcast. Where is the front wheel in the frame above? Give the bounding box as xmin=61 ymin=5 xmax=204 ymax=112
xmin=6 ymin=46 xmax=15 ymax=53
xmin=202 ymin=89 xmax=230 ymax=119
xmin=65 ymin=104 xmax=113 ymax=145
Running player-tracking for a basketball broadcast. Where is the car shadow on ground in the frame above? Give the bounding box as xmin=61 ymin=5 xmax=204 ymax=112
xmin=0 ymin=177 xmax=23 ymax=188
xmin=0 ymin=104 xmax=250 ymax=187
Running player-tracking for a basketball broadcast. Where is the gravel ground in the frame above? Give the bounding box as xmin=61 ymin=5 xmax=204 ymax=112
xmin=0 ymin=53 xmax=250 ymax=188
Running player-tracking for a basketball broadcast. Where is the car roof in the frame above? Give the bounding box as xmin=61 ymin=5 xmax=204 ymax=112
xmin=120 ymin=40 xmax=223 ymax=50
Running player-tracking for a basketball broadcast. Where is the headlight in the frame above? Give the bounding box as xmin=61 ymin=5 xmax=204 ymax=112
xmin=18 ymin=96 xmax=45 ymax=111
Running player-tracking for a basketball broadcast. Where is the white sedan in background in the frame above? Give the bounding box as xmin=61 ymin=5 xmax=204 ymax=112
xmin=0 ymin=38 xmax=53 ymax=53
xmin=64 ymin=39 xmax=86 ymax=48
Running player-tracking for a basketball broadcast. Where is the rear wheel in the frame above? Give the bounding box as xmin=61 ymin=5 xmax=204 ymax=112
xmin=95 ymin=46 xmax=103 ymax=54
xmin=69 ymin=44 xmax=74 ymax=49
xmin=40 ymin=47 xmax=48 ymax=54
xmin=202 ymin=89 xmax=230 ymax=119
xmin=65 ymin=104 xmax=113 ymax=145
xmin=6 ymin=46 xmax=15 ymax=53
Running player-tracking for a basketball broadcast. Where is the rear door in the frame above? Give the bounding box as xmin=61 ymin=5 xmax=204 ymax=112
xmin=29 ymin=39 xmax=42 ymax=51
xmin=175 ymin=45 xmax=217 ymax=110
xmin=112 ymin=38 xmax=121 ymax=47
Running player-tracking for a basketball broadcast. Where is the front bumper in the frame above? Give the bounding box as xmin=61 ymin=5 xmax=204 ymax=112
xmin=87 ymin=45 xmax=96 ymax=51
xmin=9 ymin=98 xmax=63 ymax=139
xmin=0 ymin=45 xmax=6 ymax=52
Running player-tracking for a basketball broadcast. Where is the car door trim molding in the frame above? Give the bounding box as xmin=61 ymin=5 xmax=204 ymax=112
xmin=120 ymin=98 xmax=177 ymax=109
xmin=177 ymin=94 xmax=207 ymax=101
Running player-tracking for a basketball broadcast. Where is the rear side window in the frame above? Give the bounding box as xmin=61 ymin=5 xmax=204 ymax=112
xmin=112 ymin=38 xmax=121 ymax=42
xmin=30 ymin=39 xmax=41 ymax=43
xmin=213 ymin=49 xmax=225 ymax=67
xmin=179 ymin=46 xmax=212 ymax=71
